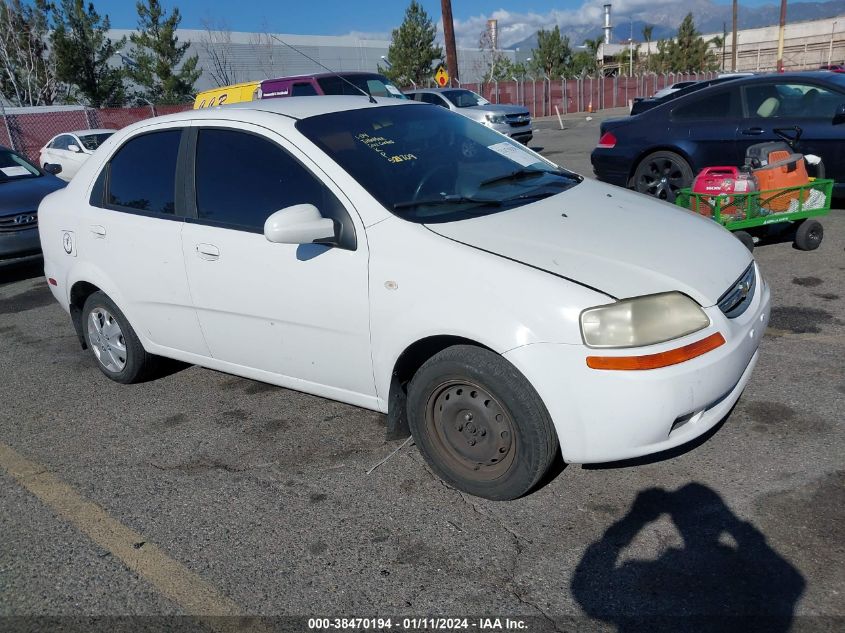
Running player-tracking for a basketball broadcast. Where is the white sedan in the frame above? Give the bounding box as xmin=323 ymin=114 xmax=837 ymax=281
xmin=38 ymin=129 xmax=116 ymax=181
xmin=38 ymin=97 xmax=769 ymax=500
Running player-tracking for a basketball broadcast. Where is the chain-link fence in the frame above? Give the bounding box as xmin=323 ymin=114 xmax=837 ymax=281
xmin=0 ymin=103 xmax=192 ymax=164
xmin=0 ymin=72 xmax=718 ymax=163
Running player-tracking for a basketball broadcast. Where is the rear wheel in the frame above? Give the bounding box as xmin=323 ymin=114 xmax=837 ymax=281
xmin=407 ymin=345 xmax=558 ymax=500
xmin=82 ymin=291 xmax=156 ymax=383
xmin=794 ymin=219 xmax=823 ymax=251
xmin=632 ymin=151 xmax=693 ymax=203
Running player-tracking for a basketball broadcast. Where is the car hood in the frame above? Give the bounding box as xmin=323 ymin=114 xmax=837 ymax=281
xmin=0 ymin=175 xmax=66 ymax=216
xmin=424 ymin=179 xmax=752 ymax=306
xmin=464 ymin=104 xmax=530 ymax=116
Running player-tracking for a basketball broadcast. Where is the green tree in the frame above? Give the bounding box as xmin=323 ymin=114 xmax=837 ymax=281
xmin=383 ymin=1 xmax=442 ymax=86
xmin=51 ymin=0 xmax=126 ymax=107
xmin=127 ymin=0 xmax=200 ymax=105
xmin=665 ymin=13 xmax=718 ymax=72
xmin=0 ymin=0 xmax=60 ymax=106
xmin=530 ymin=26 xmax=572 ymax=78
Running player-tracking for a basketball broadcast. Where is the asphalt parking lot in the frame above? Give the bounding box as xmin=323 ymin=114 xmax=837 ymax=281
xmin=1 ymin=114 xmax=843 ymax=632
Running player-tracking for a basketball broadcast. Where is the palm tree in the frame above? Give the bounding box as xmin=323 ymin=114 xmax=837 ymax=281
xmin=583 ymin=37 xmax=602 ymax=73
xmin=642 ymin=25 xmax=654 ymax=70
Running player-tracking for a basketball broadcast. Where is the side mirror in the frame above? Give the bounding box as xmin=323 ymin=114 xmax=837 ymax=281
xmin=43 ymin=163 xmax=62 ymax=175
xmin=67 ymin=143 xmax=81 ymax=153
xmin=263 ymin=204 xmax=336 ymax=245
xmin=833 ymin=104 xmax=845 ymax=126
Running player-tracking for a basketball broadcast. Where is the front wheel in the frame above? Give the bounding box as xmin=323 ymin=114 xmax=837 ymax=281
xmin=407 ymin=345 xmax=558 ymax=500
xmin=82 ymin=291 xmax=156 ymax=383
xmin=632 ymin=151 xmax=693 ymax=203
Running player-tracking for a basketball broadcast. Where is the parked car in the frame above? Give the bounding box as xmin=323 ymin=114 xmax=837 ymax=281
xmin=258 ymin=72 xmax=407 ymax=100
xmin=593 ymin=71 xmax=845 ymax=201
xmin=1 ymin=146 xmax=65 ymax=265
xmin=194 ymin=81 xmax=261 ymax=109
xmin=819 ymin=64 xmax=845 ymax=73
xmin=39 ymin=97 xmax=768 ymax=500
xmin=39 ymin=129 xmax=116 ymax=181
xmin=406 ymin=88 xmax=533 ymax=144
xmin=652 ymin=81 xmax=699 ymax=100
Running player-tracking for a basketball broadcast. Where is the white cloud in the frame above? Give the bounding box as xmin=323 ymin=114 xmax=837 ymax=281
xmin=449 ymin=0 xmax=689 ymax=48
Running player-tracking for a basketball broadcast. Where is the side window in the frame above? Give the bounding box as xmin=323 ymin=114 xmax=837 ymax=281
xmin=52 ymin=135 xmax=70 ymax=150
xmin=748 ymin=82 xmax=842 ymax=119
xmin=672 ymin=89 xmax=738 ymax=121
xmin=106 ymin=129 xmax=181 ymax=214
xmin=291 ymin=82 xmax=318 ymax=96
xmin=194 ymin=128 xmax=355 ymax=248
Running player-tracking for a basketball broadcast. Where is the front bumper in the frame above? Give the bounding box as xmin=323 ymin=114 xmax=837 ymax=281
xmin=0 ymin=226 xmax=41 ymax=263
xmin=504 ymin=269 xmax=771 ymax=463
xmin=489 ymin=121 xmax=533 ymax=143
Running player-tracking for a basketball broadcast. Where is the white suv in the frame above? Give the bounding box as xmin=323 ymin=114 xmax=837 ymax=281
xmin=39 ymin=96 xmax=769 ymax=500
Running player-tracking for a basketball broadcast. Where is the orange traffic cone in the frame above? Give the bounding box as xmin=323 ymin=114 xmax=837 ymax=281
xmin=587 ymin=100 xmax=593 ymax=113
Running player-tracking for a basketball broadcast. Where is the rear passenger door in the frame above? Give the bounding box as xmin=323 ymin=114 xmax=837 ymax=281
xmin=83 ymin=123 xmax=210 ymax=356
xmin=180 ymin=123 xmax=376 ymax=403
xmin=669 ymin=87 xmax=743 ymax=170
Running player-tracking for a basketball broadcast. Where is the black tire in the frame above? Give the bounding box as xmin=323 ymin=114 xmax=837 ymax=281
xmin=407 ymin=345 xmax=558 ymax=500
xmin=794 ymin=219 xmax=823 ymax=251
xmin=734 ymin=230 xmax=755 ymax=252
xmin=81 ymin=291 xmax=156 ymax=383
xmin=632 ymin=150 xmax=693 ymax=203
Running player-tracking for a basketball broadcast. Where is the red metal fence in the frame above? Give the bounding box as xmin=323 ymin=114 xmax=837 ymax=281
xmin=1 ymin=72 xmax=719 ymax=163
xmin=0 ymin=104 xmax=191 ymax=163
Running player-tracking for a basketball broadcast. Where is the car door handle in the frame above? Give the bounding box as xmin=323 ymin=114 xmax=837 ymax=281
xmin=196 ymin=243 xmax=219 ymax=261
xmin=741 ymin=127 xmax=764 ymax=136
xmin=89 ymin=224 xmax=106 ymax=238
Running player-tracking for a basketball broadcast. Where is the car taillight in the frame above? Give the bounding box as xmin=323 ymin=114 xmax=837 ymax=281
xmin=597 ymin=131 xmax=617 ymax=149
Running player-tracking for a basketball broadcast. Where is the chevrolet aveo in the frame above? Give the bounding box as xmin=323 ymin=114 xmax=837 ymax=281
xmin=39 ymin=97 xmax=770 ymax=500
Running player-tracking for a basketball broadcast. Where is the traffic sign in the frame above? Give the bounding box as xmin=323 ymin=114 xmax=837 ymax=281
xmin=434 ymin=66 xmax=449 ymax=87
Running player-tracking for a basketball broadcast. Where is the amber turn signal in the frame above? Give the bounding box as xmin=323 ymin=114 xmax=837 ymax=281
xmin=586 ymin=332 xmax=726 ymax=370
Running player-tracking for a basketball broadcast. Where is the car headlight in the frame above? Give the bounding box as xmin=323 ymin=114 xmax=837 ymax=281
xmin=580 ymin=292 xmax=710 ymax=348
xmin=486 ymin=113 xmax=507 ymax=124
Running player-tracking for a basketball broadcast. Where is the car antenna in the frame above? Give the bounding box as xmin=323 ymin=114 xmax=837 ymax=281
xmin=269 ymin=35 xmax=378 ymax=104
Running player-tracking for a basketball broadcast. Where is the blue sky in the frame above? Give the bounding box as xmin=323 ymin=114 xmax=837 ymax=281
xmin=97 ymin=0 xmax=803 ymax=47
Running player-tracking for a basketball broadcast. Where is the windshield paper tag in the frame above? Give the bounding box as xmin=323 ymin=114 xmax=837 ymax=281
xmin=1 ymin=166 xmax=30 ymax=177
xmin=488 ymin=142 xmax=537 ymax=167
xmin=385 ymin=85 xmax=402 ymax=96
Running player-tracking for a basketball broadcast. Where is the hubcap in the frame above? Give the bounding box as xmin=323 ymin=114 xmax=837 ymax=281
xmin=637 ymin=158 xmax=687 ymax=202
xmin=425 ymin=380 xmax=516 ymax=481
xmin=87 ymin=307 xmax=127 ymax=373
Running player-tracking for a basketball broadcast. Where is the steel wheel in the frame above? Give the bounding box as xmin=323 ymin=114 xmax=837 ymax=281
xmin=425 ymin=379 xmax=517 ymax=481
xmin=633 ymin=151 xmax=692 ymax=202
xmin=87 ymin=307 xmax=127 ymax=373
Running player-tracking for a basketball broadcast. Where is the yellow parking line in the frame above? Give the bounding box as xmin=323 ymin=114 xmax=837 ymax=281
xmin=0 ymin=442 xmax=261 ymax=633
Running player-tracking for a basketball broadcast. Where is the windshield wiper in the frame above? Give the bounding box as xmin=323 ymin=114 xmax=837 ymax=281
xmin=480 ymin=167 xmax=572 ymax=187
xmin=393 ymin=194 xmax=502 ymax=210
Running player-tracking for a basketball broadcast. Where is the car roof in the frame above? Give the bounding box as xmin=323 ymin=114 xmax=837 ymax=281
xmin=265 ymin=71 xmax=389 ymax=81
xmin=146 ymin=95 xmax=421 ymax=125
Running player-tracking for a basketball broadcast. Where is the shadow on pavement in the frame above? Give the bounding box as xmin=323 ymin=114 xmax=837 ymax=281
xmin=0 ymin=258 xmax=43 ymax=286
xmin=571 ymin=483 xmax=805 ymax=632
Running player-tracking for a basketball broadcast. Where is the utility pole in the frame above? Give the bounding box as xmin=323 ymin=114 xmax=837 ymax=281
xmin=777 ymin=0 xmax=787 ymax=72
xmin=731 ymin=0 xmax=738 ymax=71
xmin=722 ymin=22 xmax=727 ymax=71
xmin=441 ymin=0 xmax=459 ymax=84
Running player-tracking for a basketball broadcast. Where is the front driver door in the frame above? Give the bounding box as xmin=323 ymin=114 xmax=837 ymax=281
xmin=181 ymin=124 xmax=376 ymax=405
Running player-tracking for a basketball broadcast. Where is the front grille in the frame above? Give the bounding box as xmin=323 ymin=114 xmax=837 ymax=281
xmin=0 ymin=211 xmax=38 ymax=232
xmin=506 ymin=112 xmax=531 ymax=127
xmin=717 ymin=263 xmax=756 ymax=318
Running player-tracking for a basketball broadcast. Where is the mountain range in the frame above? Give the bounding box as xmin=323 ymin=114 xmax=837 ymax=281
xmin=508 ymin=0 xmax=844 ymax=51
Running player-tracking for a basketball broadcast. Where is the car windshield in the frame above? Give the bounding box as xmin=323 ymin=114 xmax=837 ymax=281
xmin=78 ymin=132 xmax=113 ymax=151
xmin=296 ymin=104 xmax=581 ymax=223
xmin=0 ymin=150 xmax=40 ymax=182
xmin=317 ymin=74 xmax=408 ymax=100
xmin=442 ymin=89 xmax=489 ymax=108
